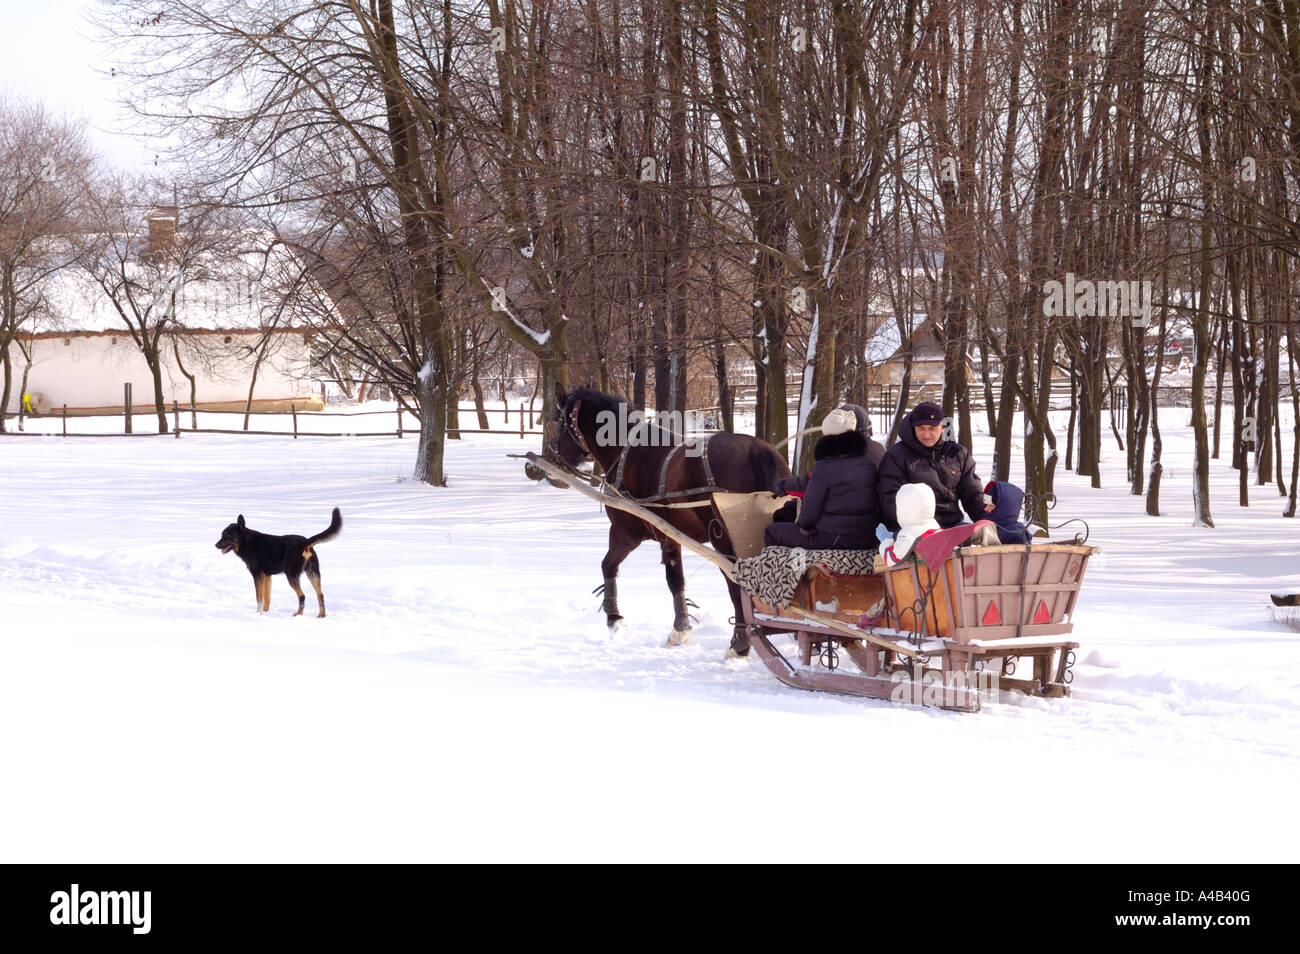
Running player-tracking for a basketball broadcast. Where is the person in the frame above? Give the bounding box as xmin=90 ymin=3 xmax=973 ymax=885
xmin=770 ymin=403 xmax=885 ymax=524
xmin=839 ymin=403 xmax=886 ymax=469
xmin=765 ymin=407 xmax=879 ymax=550
xmin=984 ymin=480 xmax=1035 ymax=544
xmin=878 ymin=483 xmax=941 ymax=566
xmin=877 ymin=401 xmax=994 ymax=531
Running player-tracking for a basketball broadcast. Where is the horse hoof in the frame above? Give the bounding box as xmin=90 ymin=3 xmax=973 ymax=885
xmin=607 ymin=617 xmax=626 ymax=637
xmin=666 ymin=628 xmax=691 ymax=647
xmin=724 ymin=646 xmax=747 ymax=662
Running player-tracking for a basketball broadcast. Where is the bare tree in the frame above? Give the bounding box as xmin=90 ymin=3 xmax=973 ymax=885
xmin=0 ymin=96 xmax=92 ymax=431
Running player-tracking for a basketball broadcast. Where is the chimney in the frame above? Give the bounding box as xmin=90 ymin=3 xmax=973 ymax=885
xmin=147 ymin=206 xmax=178 ymax=256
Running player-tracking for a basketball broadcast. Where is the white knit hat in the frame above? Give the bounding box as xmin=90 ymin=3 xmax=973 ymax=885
xmin=821 ymin=407 xmax=856 ymax=436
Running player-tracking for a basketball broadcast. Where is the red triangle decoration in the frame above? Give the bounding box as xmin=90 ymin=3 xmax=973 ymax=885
xmin=981 ymin=601 xmax=1001 ymax=626
xmin=1032 ymin=600 xmax=1051 ymax=624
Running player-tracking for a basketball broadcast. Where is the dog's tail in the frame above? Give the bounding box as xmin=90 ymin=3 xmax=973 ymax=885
xmin=302 ymin=507 xmax=342 ymax=560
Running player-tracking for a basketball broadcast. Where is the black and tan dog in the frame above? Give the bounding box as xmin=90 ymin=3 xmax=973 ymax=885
xmin=215 ymin=508 xmax=342 ymax=617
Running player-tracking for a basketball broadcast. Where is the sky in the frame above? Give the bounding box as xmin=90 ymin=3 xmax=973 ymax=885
xmin=0 ymin=0 xmax=163 ymax=171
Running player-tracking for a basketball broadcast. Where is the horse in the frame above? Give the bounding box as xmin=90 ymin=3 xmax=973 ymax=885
xmin=547 ymin=385 xmax=791 ymax=656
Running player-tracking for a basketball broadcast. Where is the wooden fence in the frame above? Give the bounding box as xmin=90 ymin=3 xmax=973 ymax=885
xmin=0 ymin=401 xmax=546 ymax=439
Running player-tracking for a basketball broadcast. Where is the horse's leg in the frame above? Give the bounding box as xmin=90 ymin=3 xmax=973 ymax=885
xmin=721 ymin=576 xmax=751 ymax=658
xmin=706 ymin=521 xmax=751 ymax=658
xmin=662 ymin=538 xmax=695 ymax=646
xmin=599 ymin=525 xmax=639 ymax=630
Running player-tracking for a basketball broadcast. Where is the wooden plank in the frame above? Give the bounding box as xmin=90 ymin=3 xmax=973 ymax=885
xmin=959 ymin=581 xmax=1083 ymax=595
xmin=964 ymin=636 xmax=1080 ymax=651
xmin=957 ymin=622 xmax=1075 ymax=640
xmin=954 ymin=543 xmax=1097 ymax=557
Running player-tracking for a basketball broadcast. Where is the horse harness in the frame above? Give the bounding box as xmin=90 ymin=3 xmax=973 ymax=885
xmin=565 ymin=398 xmax=720 ymax=508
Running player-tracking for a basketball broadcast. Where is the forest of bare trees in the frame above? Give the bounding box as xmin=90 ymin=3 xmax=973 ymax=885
xmin=14 ymin=0 xmax=1284 ymax=525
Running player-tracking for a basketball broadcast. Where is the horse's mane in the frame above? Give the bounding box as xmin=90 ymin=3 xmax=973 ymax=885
xmin=566 ymin=387 xmax=684 ymax=447
xmin=566 ymin=387 xmax=627 ymax=413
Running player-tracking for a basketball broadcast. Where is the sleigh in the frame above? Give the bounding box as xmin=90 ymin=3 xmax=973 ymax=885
xmin=716 ymin=491 xmax=1094 ymax=710
xmin=525 ymin=453 xmax=1097 ymax=712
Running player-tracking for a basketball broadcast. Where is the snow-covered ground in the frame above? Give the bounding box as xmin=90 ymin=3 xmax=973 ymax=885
xmin=2 ymin=405 xmax=1298 ymax=862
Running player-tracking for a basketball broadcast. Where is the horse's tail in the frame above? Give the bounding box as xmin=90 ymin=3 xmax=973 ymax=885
xmin=749 ymin=440 xmax=792 ymax=491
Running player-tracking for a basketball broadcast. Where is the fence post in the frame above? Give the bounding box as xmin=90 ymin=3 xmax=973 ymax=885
xmin=62 ymin=404 xmax=67 ymax=437
xmin=520 ymin=404 xmax=525 ymax=439
xmin=292 ymin=403 xmax=298 ymax=439
xmin=124 ymin=383 xmax=132 ymax=434
xmin=173 ymin=401 xmax=180 ymax=438
xmin=397 ymin=406 xmax=403 ymax=439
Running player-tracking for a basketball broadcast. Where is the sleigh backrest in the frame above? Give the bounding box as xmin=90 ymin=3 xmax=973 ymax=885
xmin=711 ymin=492 xmax=792 ymax=559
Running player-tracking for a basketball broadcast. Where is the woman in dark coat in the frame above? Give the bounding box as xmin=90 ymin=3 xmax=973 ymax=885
xmin=764 ymin=407 xmax=879 ymax=550
xmin=877 ymin=402 xmax=992 ymax=531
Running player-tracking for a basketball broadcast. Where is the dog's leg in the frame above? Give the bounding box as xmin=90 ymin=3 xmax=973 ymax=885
xmin=288 ymin=576 xmax=306 ymax=616
xmin=305 ymin=562 xmax=326 ymax=618
xmin=261 ymin=575 xmax=273 ymax=613
xmin=253 ymin=575 xmax=266 ymax=613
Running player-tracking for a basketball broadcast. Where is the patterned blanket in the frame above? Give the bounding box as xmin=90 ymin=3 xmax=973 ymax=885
xmin=733 ymin=546 xmax=877 ymax=609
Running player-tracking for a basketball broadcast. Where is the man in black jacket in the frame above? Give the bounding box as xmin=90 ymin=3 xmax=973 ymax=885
xmin=878 ymin=401 xmax=993 ymax=531
xmin=765 ymin=407 xmax=879 ymax=550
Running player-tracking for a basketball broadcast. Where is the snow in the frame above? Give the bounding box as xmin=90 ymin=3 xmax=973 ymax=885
xmin=2 ymin=405 xmax=1300 ymax=861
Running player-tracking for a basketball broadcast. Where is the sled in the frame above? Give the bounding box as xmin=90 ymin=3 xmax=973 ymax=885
xmin=524 ymin=453 xmax=1098 ymax=712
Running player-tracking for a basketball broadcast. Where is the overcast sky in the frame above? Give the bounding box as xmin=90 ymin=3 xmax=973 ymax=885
xmin=0 ymin=0 xmax=163 ymax=171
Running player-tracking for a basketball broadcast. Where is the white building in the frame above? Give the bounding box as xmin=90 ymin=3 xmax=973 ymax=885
xmin=7 ymin=226 xmax=337 ymax=416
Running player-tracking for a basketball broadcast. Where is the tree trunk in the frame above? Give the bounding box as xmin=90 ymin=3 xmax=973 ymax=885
xmin=1146 ymin=291 xmax=1169 ymax=516
xmin=412 ymin=371 xmax=446 ymax=486
xmin=1065 ymin=360 xmax=1077 ymax=472
xmin=0 ymin=335 xmax=11 ymax=434
xmin=472 ymin=365 xmax=489 ymax=430
xmin=242 ymin=347 xmax=264 ymax=432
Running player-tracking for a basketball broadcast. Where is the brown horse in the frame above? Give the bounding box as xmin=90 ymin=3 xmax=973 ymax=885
xmin=547 ymin=385 xmax=790 ymax=655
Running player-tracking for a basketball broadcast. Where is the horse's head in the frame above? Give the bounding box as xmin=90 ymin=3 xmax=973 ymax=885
xmin=547 ymin=384 xmax=593 ymax=468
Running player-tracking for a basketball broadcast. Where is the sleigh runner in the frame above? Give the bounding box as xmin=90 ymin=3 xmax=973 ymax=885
xmin=524 ymin=450 xmax=1097 ymax=712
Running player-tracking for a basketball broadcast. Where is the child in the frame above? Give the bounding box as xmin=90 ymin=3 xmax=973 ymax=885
xmin=984 ymin=480 xmax=1036 ymax=544
xmin=877 ymin=483 xmax=941 ymax=566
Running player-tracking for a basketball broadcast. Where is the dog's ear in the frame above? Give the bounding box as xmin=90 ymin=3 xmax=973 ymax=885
xmin=237 ymin=515 xmax=245 ymax=529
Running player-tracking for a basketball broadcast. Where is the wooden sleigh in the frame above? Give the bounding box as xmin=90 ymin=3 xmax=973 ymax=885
xmin=717 ymin=492 xmax=1096 ymax=710
xmin=525 ymin=453 xmax=1097 ymax=712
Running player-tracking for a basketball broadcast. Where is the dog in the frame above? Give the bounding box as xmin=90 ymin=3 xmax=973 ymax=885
xmin=215 ymin=508 xmax=342 ymax=617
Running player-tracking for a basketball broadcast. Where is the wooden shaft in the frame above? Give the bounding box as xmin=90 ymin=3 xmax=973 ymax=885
xmin=524 ymin=452 xmax=738 ymax=578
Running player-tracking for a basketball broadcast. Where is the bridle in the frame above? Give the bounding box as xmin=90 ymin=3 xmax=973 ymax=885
xmin=554 ymin=397 xmax=592 ymax=459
